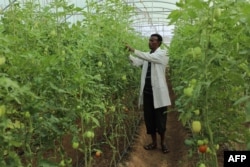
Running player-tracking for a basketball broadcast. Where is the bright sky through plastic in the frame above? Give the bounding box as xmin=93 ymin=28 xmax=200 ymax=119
xmin=0 ymin=0 xmax=178 ymax=43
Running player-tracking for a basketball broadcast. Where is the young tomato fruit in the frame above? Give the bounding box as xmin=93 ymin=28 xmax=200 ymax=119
xmin=0 ymin=57 xmax=6 ymax=65
xmin=197 ymin=140 xmax=204 ymax=146
xmin=24 ymin=111 xmax=31 ymax=118
xmin=193 ymin=109 xmax=200 ymax=116
xmin=84 ymin=131 xmax=95 ymax=139
xmin=183 ymin=87 xmax=193 ymax=97
xmin=72 ymin=142 xmax=79 ymax=149
xmin=214 ymin=8 xmax=221 ymax=19
xmin=198 ymin=145 xmax=208 ymax=153
xmin=122 ymin=75 xmax=127 ymax=81
xmin=192 ymin=121 xmax=201 ymax=133
xmin=95 ymin=151 xmax=102 ymax=157
xmin=193 ymin=47 xmax=201 ymax=56
xmin=199 ymin=163 xmax=206 ymax=167
xmin=97 ymin=61 xmax=103 ymax=67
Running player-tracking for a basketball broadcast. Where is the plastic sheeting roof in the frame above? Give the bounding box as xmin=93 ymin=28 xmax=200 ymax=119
xmin=125 ymin=0 xmax=178 ymax=39
xmin=0 ymin=0 xmax=178 ymax=42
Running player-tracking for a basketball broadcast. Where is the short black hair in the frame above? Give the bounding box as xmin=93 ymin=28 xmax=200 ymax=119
xmin=151 ymin=33 xmax=163 ymax=45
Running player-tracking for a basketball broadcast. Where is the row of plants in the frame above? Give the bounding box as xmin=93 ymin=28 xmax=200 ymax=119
xmin=168 ymin=0 xmax=250 ymax=167
xmin=0 ymin=0 xmax=147 ymax=166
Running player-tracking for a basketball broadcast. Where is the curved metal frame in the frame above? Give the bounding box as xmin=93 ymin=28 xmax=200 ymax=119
xmin=124 ymin=0 xmax=178 ymax=36
xmin=1 ymin=0 xmax=18 ymax=11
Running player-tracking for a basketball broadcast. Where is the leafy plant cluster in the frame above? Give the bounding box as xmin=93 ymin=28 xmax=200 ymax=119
xmin=168 ymin=0 xmax=250 ymax=167
xmin=0 ymin=0 xmax=147 ymax=166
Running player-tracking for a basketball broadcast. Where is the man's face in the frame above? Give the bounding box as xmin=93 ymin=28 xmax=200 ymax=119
xmin=148 ymin=36 xmax=160 ymax=50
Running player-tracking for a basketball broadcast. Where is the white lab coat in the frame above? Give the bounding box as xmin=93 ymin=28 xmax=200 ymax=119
xmin=129 ymin=47 xmax=171 ymax=109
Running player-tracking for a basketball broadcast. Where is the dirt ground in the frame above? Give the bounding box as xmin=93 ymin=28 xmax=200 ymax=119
xmin=117 ymin=110 xmax=191 ymax=167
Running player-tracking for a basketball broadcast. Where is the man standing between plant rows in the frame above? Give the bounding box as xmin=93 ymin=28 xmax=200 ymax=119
xmin=125 ymin=34 xmax=171 ymax=154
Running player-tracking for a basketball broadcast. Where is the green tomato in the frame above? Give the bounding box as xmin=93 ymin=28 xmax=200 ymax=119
xmin=24 ymin=111 xmax=31 ymax=118
xmin=84 ymin=131 xmax=95 ymax=139
xmin=183 ymin=87 xmax=193 ymax=97
xmin=190 ymin=79 xmax=197 ymax=86
xmin=50 ymin=30 xmax=57 ymax=37
xmin=206 ymin=147 xmax=212 ymax=153
xmin=192 ymin=47 xmax=202 ymax=59
xmin=199 ymin=163 xmax=206 ymax=167
xmin=72 ymin=142 xmax=79 ymax=149
xmin=203 ymin=139 xmax=209 ymax=144
xmin=197 ymin=140 xmax=204 ymax=146
xmin=0 ymin=56 xmax=6 ymax=65
xmin=193 ymin=109 xmax=200 ymax=115
xmin=97 ymin=61 xmax=103 ymax=67
xmin=192 ymin=121 xmax=201 ymax=133
xmin=193 ymin=47 xmax=201 ymax=55
xmin=122 ymin=75 xmax=127 ymax=81
xmin=214 ymin=8 xmax=221 ymax=19
xmin=59 ymin=160 xmax=66 ymax=167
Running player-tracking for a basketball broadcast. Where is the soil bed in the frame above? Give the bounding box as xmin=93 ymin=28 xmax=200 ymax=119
xmin=117 ymin=110 xmax=191 ymax=167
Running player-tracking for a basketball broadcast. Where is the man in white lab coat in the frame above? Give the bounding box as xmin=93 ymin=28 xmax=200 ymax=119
xmin=126 ymin=34 xmax=171 ymax=153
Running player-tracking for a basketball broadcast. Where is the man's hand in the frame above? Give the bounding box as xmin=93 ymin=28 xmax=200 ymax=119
xmin=125 ymin=44 xmax=135 ymax=52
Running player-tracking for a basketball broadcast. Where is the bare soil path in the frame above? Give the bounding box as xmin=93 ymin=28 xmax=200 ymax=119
xmin=118 ymin=110 xmax=192 ymax=167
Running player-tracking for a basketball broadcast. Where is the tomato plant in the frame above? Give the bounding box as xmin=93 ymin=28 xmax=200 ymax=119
xmin=168 ymin=0 xmax=250 ymax=166
xmin=0 ymin=0 xmax=148 ymax=166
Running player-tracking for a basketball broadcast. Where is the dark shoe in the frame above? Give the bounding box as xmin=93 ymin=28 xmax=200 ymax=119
xmin=161 ymin=144 xmax=169 ymax=154
xmin=143 ymin=143 xmax=157 ymax=150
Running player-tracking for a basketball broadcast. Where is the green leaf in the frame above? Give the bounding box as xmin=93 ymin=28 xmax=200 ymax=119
xmin=176 ymin=2 xmax=184 ymax=8
xmin=9 ymin=141 xmax=22 ymax=147
xmin=90 ymin=116 xmax=100 ymax=127
xmin=184 ymin=139 xmax=194 ymax=146
xmin=233 ymin=96 xmax=250 ymax=106
xmin=168 ymin=10 xmax=182 ymax=25
xmin=49 ymin=82 xmax=67 ymax=93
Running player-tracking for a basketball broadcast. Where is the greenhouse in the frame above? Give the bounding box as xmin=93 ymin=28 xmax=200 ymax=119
xmin=0 ymin=0 xmax=250 ymax=167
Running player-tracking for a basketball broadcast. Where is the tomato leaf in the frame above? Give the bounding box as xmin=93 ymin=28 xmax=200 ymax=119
xmin=167 ymin=10 xmax=182 ymax=25
xmin=233 ymin=96 xmax=250 ymax=106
